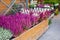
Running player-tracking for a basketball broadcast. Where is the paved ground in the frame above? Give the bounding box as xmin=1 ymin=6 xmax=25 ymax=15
xmin=38 ymin=14 xmax=60 ymax=40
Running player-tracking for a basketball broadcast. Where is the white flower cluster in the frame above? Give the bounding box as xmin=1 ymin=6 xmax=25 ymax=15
xmin=21 ymin=8 xmax=30 ymax=14
xmin=34 ymin=7 xmax=54 ymax=12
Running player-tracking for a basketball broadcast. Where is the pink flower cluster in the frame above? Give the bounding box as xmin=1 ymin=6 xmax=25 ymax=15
xmin=0 ymin=8 xmax=51 ymax=37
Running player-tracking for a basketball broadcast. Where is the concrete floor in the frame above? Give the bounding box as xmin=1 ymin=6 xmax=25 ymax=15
xmin=38 ymin=14 xmax=60 ymax=40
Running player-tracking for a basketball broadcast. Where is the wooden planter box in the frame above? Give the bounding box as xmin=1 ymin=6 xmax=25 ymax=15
xmin=13 ymin=19 xmax=48 ymax=40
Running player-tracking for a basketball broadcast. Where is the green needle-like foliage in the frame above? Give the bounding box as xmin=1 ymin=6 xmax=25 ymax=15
xmin=0 ymin=27 xmax=13 ymax=40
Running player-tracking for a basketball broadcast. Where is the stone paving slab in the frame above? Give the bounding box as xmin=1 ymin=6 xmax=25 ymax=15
xmin=38 ymin=14 xmax=60 ymax=40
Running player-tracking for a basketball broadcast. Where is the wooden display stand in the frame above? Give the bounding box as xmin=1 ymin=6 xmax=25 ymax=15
xmin=14 ymin=19 xmax=48 ymax=40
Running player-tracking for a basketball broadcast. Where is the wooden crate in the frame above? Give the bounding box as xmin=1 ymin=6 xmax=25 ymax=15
xmin=13 ymin=19 xmax=48 ymax=40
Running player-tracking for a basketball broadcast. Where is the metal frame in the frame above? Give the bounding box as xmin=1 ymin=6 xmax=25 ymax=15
xmin=26 ymin=0 xmax=28 ymax=8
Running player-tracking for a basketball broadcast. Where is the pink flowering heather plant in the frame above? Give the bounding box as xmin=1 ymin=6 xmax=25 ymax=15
xmin=0 ymin=8 xmax=51 ymax=37
xmin=0 ymin=14 xmax=24 ymax=37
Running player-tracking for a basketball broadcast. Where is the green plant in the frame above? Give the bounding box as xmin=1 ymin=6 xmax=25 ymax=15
xmin=0 ymin=27 xmax=13 ymax=40
xmin=9 ymin=3 xmax=23 ymax=14
xmin=48 ymin=19 xmax=52 ymax=25
xmin=44 ymin=0 xmax=59 ymax=4
xmin=55 ymin=8 xmax=59 ymax=15
xmin=29 ymin=4 xmax=36 ymax=9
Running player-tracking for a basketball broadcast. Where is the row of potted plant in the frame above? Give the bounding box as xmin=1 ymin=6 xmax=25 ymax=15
xmin=0 ymin=7 xmax=52 ymax=38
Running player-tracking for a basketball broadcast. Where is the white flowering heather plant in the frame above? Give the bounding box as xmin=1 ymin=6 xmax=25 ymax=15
xmin=0 ymin=27 xmax=13 ymax=40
